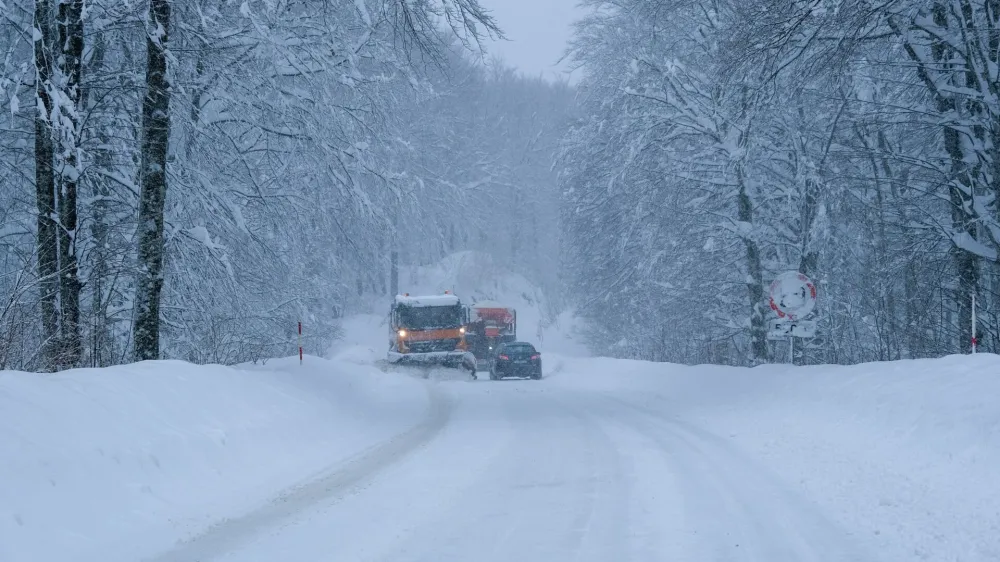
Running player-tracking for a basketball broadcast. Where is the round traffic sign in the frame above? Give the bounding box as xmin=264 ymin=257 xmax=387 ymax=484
xmin=769 ymin=271 xmax=817 ymax=319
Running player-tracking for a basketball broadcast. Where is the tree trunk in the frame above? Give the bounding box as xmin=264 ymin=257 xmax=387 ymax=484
xmin=946 ymin=119 xmax=980 ymax=352
xmin=737 ymin=164 xmax=770 ymax=364
xmin=378 ymin=231 xmax=388 ymax=295
xmin=55 ymin=0 xmax=84 ymax=367
xmin=90 ymin=188 xmax=110 ymax=366
xmin=390 ymin=193 xmax=399 ymax=296
xmin=797 ymin=177 xmax=820 ymax=278
xmin=86 ymin=31 xmax=112 ymax=367
xmin=933 ymin=2 xmax=980 ymax=353
xmin=511 ymin=187 xmax=522 ymax=260
xmin=133 ymin=0 xmax=172 ymax=361
xmin=33 ymin=0 xmax=59 ymax=371
xmin=390 ymin=250 xmax=399 ymax=296
xmin=864 ymin=127 xmax=901 ymax=360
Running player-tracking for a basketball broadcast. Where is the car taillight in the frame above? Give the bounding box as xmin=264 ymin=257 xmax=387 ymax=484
xmin=499 ymin=355 xmax=509 ymax=360
xmin=531 ymin=354 xmax=540 ymax=360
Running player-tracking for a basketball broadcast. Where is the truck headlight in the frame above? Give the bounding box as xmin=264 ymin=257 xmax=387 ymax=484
xmin=459 ymin=327 xmax=466 ymax=334
xmin=398 ymin=329 xmax=407 ymax=338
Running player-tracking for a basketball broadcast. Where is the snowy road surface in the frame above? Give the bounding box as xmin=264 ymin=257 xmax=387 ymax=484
xmin=148 ymin=377 xmax=880 ymax=562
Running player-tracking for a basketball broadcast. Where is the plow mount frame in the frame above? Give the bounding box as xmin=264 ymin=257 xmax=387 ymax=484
xmin=386 ymin=350 xmax=477 ymax=372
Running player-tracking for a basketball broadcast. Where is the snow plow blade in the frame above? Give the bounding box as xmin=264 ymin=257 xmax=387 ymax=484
xmin=387 ymin=350 xmax=477 ymax=372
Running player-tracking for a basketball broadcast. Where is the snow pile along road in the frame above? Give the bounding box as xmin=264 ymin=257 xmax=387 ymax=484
xmin=0 ymin=356 xmax=432 ymax=562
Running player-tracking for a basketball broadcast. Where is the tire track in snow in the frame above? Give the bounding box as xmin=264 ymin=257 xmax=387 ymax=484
xmin=143 ymin=382 xmax=452 ymax=562
xmin=361 ymin=384 xmax=632 ymax=562
xmin=559 ymin=392 xmax=632 ymax=562
xmin=605 ymin=395 xmax=881 ymax=562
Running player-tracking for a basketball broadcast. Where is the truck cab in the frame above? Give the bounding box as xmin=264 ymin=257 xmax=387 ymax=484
xmin=387 ymin=292 xmax=475 ymax=373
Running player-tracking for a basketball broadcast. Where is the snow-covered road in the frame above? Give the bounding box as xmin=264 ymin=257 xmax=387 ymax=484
xmin=149 ymin=376 xmax=880 ymax=562
xmin=6 ymin=353 xmax=997 ymax=561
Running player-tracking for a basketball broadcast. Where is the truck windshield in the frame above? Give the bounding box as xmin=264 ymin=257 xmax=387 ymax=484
xmin=397 ymin=305 xmax=464 ymax=330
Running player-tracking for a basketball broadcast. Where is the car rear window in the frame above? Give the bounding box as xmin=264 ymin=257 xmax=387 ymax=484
xmin=504 ymin=344 xmax=536 ymax=353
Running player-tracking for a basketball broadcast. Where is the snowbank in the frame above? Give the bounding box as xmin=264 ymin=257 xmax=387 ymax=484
xmin=549 ymin=353 xmax=1000 ymax=561
xmin=0 ymin=356 xmax=428 ymax=562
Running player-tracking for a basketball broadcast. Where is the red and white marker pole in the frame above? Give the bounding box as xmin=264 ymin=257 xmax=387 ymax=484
xmin=298 ymin=320 xmax=303 ymax=365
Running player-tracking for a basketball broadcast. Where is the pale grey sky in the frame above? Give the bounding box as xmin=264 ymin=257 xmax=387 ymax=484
xmin=477 ymin=0 xmax=582 ymax=83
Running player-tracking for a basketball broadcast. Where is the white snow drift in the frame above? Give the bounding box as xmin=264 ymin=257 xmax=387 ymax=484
xmin=548 ymin=352 xmax=1000 ymax=561
xmin=0 ymin=356 xmax=429 ymax=562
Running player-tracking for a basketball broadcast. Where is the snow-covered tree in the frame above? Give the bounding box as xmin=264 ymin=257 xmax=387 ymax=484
xmin=561 ymin=0 xmax=1000 ymax=364
xmin=0 ymin=0 xmax=577 ymax=370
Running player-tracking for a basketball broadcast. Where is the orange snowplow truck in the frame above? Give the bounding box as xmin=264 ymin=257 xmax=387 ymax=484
xmin=387 ymin=292 xmax=477 ymax=374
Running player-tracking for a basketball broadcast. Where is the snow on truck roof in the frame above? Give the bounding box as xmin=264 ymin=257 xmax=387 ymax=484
xmin=394 ymin=294 xmax=461 ymax=307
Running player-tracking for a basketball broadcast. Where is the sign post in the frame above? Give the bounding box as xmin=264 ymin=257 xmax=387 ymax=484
xmin=767 ymin=271 xmax=819 ymax=364
xmin=298 ymin=320 xmax=303 ymax=365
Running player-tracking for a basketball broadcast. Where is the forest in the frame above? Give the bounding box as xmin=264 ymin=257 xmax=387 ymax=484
xmin=562 ymin=0 xmax=1000 ymax=364
xmin=2 ymin=0 xmax=998 ymax=370
xmin=0 ymin=0 xmax=571 ymax=370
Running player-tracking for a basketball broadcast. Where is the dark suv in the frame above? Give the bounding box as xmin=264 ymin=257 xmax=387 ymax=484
xmin=489 ymin=342 xmax=542 ymax=380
